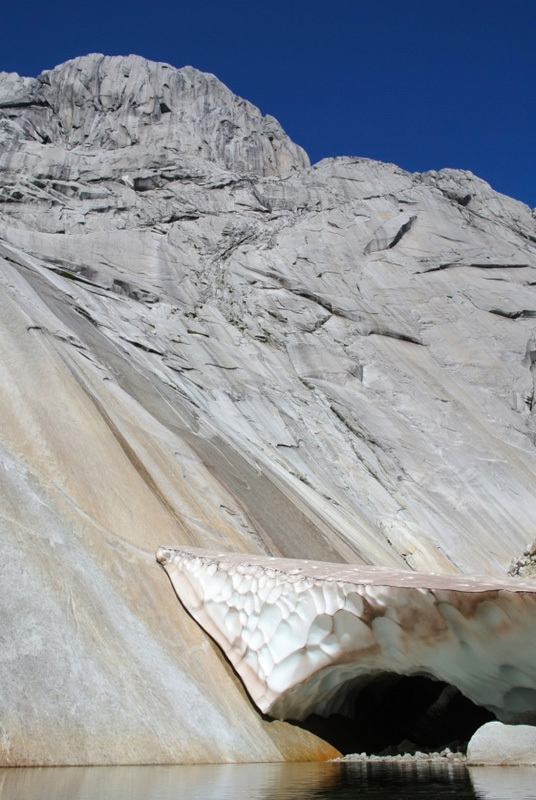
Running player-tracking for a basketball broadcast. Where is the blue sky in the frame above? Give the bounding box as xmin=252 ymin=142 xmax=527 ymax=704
xmin=2 ymin=1 xmax=535 ymax=206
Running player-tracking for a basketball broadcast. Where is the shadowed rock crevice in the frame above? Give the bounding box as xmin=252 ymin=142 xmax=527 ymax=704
xmin=295 ymin=673 xmax=495 ymax=756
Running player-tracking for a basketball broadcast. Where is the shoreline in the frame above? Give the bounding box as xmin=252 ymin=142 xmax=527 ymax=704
xmin=332 ymin=748 xmax=466 ymax=764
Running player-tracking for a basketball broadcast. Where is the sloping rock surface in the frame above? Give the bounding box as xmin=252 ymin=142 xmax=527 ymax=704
xmin=1 ymin=54 xmax=536 ymax=765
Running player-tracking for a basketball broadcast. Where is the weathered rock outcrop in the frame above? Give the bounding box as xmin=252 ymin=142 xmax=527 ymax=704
xmin=1 ymin=54 xmax=536 ymax=765
xmin=509 ymin=539 xmax=536 ymax=578
xmin=0 ymin=54 xmax=308 ymax=177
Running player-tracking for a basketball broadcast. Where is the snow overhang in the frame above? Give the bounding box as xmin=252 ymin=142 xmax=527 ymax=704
xmin=157 ymin=547 xmax=536 ymax=724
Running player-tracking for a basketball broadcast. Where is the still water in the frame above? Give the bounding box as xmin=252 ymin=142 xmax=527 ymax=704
xmin=1 ymin=762 xmax=535 ymax=800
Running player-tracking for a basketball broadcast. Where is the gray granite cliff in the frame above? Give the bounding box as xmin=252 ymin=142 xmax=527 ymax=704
xmin=1 ymin=54 xmax=535 ymax=765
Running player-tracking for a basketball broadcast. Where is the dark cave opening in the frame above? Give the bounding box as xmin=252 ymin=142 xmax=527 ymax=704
xmin=295 ymin=673 xmax=496 ymax=756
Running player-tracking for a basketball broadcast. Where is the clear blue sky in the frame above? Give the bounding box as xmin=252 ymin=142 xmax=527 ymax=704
xmin=2 ymin=0 xmax=535 ymax=207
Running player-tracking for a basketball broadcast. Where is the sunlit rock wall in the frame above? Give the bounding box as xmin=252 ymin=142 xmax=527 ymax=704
xmin=1 ymin=53 xmax=536 ymax=764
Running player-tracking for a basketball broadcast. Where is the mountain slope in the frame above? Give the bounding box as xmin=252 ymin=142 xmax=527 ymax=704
xmin=1 ymin=54 xmax=535 ymax=765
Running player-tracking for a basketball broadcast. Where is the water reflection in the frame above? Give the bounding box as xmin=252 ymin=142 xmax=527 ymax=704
xmin=0 ymin=763 xmax=338 ymax=800
xmin=469 ymin=766 xmax=536 ymax=800
xmin=0 ymin=761 xmax=535 ymax=800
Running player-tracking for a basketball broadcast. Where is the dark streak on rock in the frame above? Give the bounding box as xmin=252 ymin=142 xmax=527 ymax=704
xmin=488 ymin=309 xmax=536 ymax=320
xmin=419 ymin=263 xmax=530 ymax=274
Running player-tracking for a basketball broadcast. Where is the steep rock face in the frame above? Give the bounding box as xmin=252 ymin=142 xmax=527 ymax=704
xmin=0 ymin=54 xmax=308 ymax=176
xmin=1 ymin=55 xmax=536 ymax=765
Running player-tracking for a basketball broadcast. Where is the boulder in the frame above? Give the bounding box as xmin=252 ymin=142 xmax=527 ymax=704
xmin=467 ymin=721 xmax=536 ymax=765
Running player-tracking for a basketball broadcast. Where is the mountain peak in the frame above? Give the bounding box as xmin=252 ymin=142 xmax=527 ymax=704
xmin=1 ymin=53 xmax=309 ymax=176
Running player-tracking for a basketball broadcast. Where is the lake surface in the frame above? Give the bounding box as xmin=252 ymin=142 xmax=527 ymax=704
xmin=1 ymin=762 xmax=535 ymax=800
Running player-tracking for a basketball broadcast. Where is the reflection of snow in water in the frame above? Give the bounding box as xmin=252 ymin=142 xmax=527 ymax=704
xmin=469 ymin=766 xmax=536 ymax=800
xmin=3 ymin=762 xmax=536 ymax=799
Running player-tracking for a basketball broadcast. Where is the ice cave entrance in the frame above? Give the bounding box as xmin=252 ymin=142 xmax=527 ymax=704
xmin=294 ymin=673 xmax=495 ymax=756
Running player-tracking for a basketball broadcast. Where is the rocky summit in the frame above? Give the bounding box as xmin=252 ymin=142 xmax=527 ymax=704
xmin=1 ymin=54 xmax=536 ymax=766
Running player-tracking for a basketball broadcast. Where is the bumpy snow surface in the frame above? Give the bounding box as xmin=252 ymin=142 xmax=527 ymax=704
xmin=158 ymin=547 xmax=536 ymax=723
